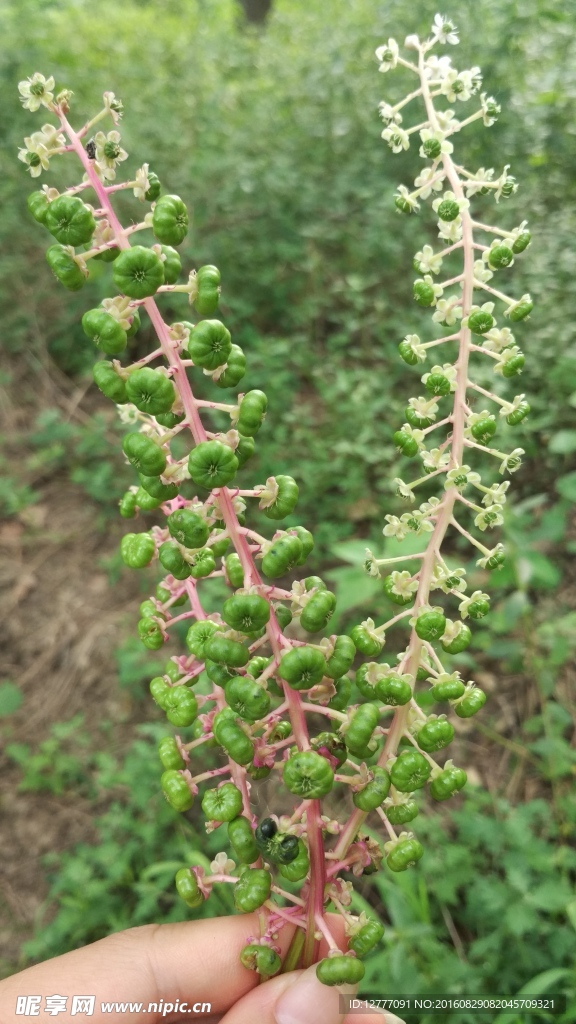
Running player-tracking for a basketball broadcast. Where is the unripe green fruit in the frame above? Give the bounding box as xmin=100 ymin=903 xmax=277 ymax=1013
xmin=501 ymin=353 xmax=525 ymax=377
xmin=325 ymin=635 xmax=355 ymax=679
xmin=123 ymin=433 xmax=166 ymax=476
xmin=261 ymin=476 xmax=299 ymax=520
xmin=454 ymin=687 xmax=487 ymax=717
xmin=236 ymin=390 xmax=267 ymax=437
xmin=228 ymin=816 xmax=259 ymax=864
xmin=224 ymin=553 xmax=244 ymax=588
xmin=175 ymin=867 xmax=203 ymax=907
xmin=187 ymin=319 xmax=232 ymax=371
xmin=382 ymin=575 xmax=414 ymax=607
xmin=345 ymin=703 xmax=379 ymax=755
xmin=467 ymin=310 xmax=496 ymax=335
xmin=348 ymin=920 xmax=385 ymax=958
xmin=390 ymin=750 xmax=431 ymax=792
xmin=222 ymin=595 xmax=270 ymax=633
xmin=278 ymin=646 xmax=326 ymax=690
xmin=350 ymin=624 xmax=383 ymax=656
xmin=415 ymin=609 xmax=446 ymax=642
xmin=399 ymin=340 xmax=420 ymax=365
xmin=441 ymin=622 xmax=472 ymax=654
xmin=300 ymin=589 xmax=336 ymax=633
xmin=82 ymin=309 xmax=127 ymax=355
xmin=512 ymin=231 xmax=531 ymax=254
xmin=353 ymin=766 xmax=391 ymax=811
xmin=436 ymin=199 xmax=459 ymax=221
xmin=393 ymin=429 xmax=419 ymax=458
xmin=416 ymin=716 xmax=454 ymax=753
xmin=386 ymin=800 xmax=419 ymax=825
xmin=167 ymin=509 xmax=210 ymax=549
xmin=152 ymin=194 xmax=189 ymax=246
xmin=201 ymin=782 xmax=243 ymax=822
xmin=188 ymin=440 xmax=238 ymax=490
xmin=386 ymin=837 xmax=424 ymax=872
xmin=233 ymin=868 xmax=271 ymax=912
xmin=283 ymin=750 xmax=334 ymax=798
xmin=158 ymin=736 xmax=185 ymax=770
xmin=506 ymin=400 xmax=530 ymax=425
xmin=93 ymin=361 xmax=129 ymax=403
xmin=375 ymin=674 xmax=412 ymax=706
xmin=45 ymin=195 xmax=96 ymax=246
xmin=413 ymin=279 xmax=435 ymax=307
xmin=120 ymin=532 xmax=155 ymax=568
xmin=471 ymin=417 xmax=496 ymax=444
xmin=425 ymin=372 xmax=451 ymax=397
xmin=159 ymin=245 xmax=181 ymax=284
xmin=261 ymin=534 xmax=302 ymax=578
xmin=215 ymin=344 xmax=246 ymax=389
xmin=488 ymin=244 xmax=514 ymax=269
xmin=225 ymin=676 xmax=271 ymax=722
xmin=113 ymin=245 xmax=165 ymax=299
xmin=46 ymin=244 xmax=86 ymax=290
xmin=240 ymin=944 xmax=281 ymax=977
xmin=161 ymin=770 xmax=193 ymax=811
xmin=430 ymin=765 xmax=467 ymax=800
xmin=125 ymin=367 xmax=176 ymax=415
xmin=316 ymin=956 xmax=365 ymax=986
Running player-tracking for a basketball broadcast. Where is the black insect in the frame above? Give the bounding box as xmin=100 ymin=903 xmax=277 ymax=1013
xmin=85 ymin=138 xmax=96 ymax=160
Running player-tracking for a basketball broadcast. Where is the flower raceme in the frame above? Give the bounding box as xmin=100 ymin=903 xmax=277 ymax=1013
xmin=19 ymin=12 xmax=531 ymax=987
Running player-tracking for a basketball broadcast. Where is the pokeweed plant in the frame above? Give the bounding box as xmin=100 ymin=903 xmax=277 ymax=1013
xmin=18 ymin=11 xmax=532 ymax=988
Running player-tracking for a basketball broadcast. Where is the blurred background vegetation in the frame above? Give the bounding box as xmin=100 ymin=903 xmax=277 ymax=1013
xmin=0 ymin=0 xmax=575 ymax=1020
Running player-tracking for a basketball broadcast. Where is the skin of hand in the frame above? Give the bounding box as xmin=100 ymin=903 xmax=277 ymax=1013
xmin=0 ymin=914 xmax=405 ymax=1024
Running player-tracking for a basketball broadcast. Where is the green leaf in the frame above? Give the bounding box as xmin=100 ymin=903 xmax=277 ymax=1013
xmin=549 ymin=430 xmax=576 ymax=454
xmin=0 ymin=680 xmax=22 ymax=716
xmin=556 ymin=472 xmax=576 ymax=502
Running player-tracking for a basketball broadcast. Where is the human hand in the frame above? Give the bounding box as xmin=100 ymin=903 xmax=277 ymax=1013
xmin=0 ymin=915 xmax=405 ymax=1024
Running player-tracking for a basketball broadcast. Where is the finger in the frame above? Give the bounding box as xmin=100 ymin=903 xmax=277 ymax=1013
xmin=0 ymin=914 xmax=291 ymax=1024
xmin=215 ymin=964 xmax=405 ymax=1024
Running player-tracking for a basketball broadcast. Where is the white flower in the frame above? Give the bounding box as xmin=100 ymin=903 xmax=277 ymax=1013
xmin=382 ymin=126 xmax=410 ymax=153
xmin=499 ymin=394 xmax=526 ymax=419
xmin=431 ymin=13 xmax=459 ymax=45
xmin=435 ymin=108 xmax=460 ymax=133
xmin=133 ymin=163 xmax=151 ymax=201
xmin=483 ymin=326 xmax=515 ymax=353
xmin=102 ymin=295 xmax=138 ymax=331
xmin=383 ymin=515 xmax=409 ymax=541
xmin=395 ymin=184 xmax=420 ymax=213
xmin=379 ymin=102 xmax=402 ymax=126
xmin=424 ymin=54 xmax=453 ymax=82
xmin=18 ymin=73 xmax=55 ymax=112
xmin=388 ymin=570 xmax=419 ymax=600
xmin=482 ymin=481 xmax=510 ymax=506
xmin=432 ymin=296 xmax=462 ymax=325
xmin=398 ymin=422 xmax=425 ymax=446
xmin=419 ymin=127 xmax=453 ymax=158
xmin=474 ymin=504 xmax=504 ymax=531
xmin=402 ymin=508 xmax=436 ymax=534
xmin=445 ymin=464 xmax=481 ymax=492
xmin=408 ymin=395 xmax=439 ymax=420
xmin=394 ymin=478 xmax=416 ymax=502
xmin=363 ymin=548 xmax=381 ymax=578
xmin=103 ymin=91 xmax=123 ymax=124
xmin=441 ymin=67 xmax=482 ymax=103
xmin=413 ymin=245 xmax=443 ymax=275
xmin=476 ymin=543 xmax=505 ymax=569
xmin=437 ymin=217 xmax=463 ymax=242
xmin=503 ymin=221 xmax=530 ymax=249
xmin=210 ymin=851 xmax=236 ymax=875
xmin=459 ymin=590 xmax=490 ymax=620
xmin=480 ymin=94 xmax=501 ymax=127
xmin=494 ymin=164 xmax=517 ymax=202
xmin=375 ymin=39 xmax=399 ymax=72
xmin=432 ymin=566 xmax=467 ymax=594
xmin=462 ymin=301 xmax=495 ymax=331
xmin=94 ymin=130 xmax=128 ymax=181
xmin=499 ymin=449 xmax=524 ymax=474
xmin=257 ymin=476 xmax=280 ymax=510
xmin=464 ymin=166 xmax=494 ymax=198
xmin=18 ymin=138 xmax=50 ymax=177
xmin=474 ymin=259 xmax=493 ymax=284
xmin=414 ymin=166 xmax=445 ymax=199
xmin=420 ymin=447 xmax=451 ymax=473
xmin=401 ymin=333 xmax=427 ymax=361
xmin=494 ymin=344 xmax=523 ymax=374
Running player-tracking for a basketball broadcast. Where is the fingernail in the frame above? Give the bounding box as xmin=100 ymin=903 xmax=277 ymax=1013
xmin=274 ymin=964 xmax=356 ymax=1024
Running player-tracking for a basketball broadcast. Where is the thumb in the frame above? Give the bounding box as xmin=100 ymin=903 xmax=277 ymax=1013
xmin=217 ymin=964 xmax=405 ymax=1024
